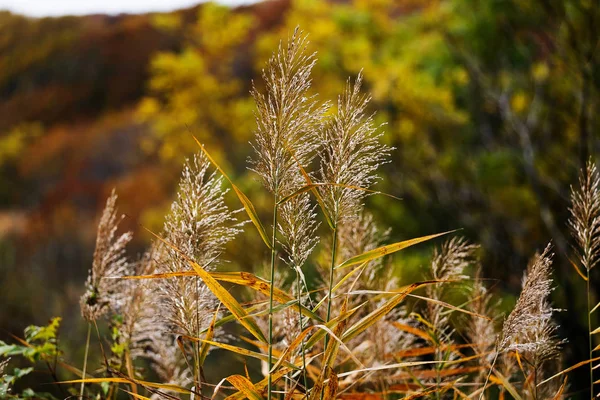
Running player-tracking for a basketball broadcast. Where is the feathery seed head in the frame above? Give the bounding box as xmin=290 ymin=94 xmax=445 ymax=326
xmin=500 ymin=244 xmax=561 ymax=362
xmin=468 ymin=271 xmax=499 ymax=374
xmin=318 ymin=73 xmax=391 ymax=225
xmin=278 ymin=192 xmax=320 ymax=270
xmin=249 ymin=28 xmax=326 ymax=197
xmin=426 ymin=237 xmax=478 ymax=333
xmin=569 ymin=160 xmax=600 ymax=271
xmin=80 ymin=189 xmax=133 ymax=321
xmin=156 ymin=152 xmax=241 ymax=337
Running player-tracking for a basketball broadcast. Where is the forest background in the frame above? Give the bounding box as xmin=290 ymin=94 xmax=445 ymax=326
xmin=0 ymin=0 xmax=598 ymax=395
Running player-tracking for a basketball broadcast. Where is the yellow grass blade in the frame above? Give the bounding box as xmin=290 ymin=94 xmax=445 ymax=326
xmin=537 ymin=356 xmax=600 ymax=386
xmin=568 ymin=256 xmax=588 ymax=281
xmin=270 ymin=324 xmax=317 ymax=372
xmin=144 ymin=227 xmax=267 ymax=343
xmin=277 ymin=183 xmax=401 ymax=206
xmin=551 ymin=377 xmax=568 ymax=400
xmin=189 ymin=260 xmax=267 ymax=342
xmin=225 ymin=368 xmax=291 ymax=400
xmin=193 ymin=136 xmax=272 ymax=249
xmin=121 ymin=390 xmax=151 ymax=400
xmin=211 ymin=272 xmax=291 ymax=301
xmin=199 ymin=304 xmax=220 ymax=366
xmin=291 ymin=152 xmax=335 ymax=230
xmin=120 ymin=270 xmax=322 ymax=322
xmin=336 ymin=231 xmax=458 ymax=270
xmin=341 ymin=281 xmax=438 ymax=342
xmin=407 ymin=294 xmax=491 ymax=321
xmin=312 ymin=261 xmax=369 ymax=312
xmin=304 ymin=303 xmax=364 ymax=350
xmin=591 ymin=300 xmax=600 ymax=314
xmin=197 ymin=339 xmax=298 ymax=370
xmin=60 ymin=378 xmax=191 ymax=394
xmin=491 ymin=370 xmax=523 ymax=400
xmin=226 ymin=375 xmax=264 ymax=400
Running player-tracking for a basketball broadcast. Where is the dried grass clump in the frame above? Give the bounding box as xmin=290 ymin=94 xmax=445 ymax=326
xmin=71 ymin=28 xmax=585 ymax=400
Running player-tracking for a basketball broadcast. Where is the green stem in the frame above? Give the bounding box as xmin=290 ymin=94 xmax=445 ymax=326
xmin=268 ymin=199 xmax=279 ymax=400
xmin=588 ymin=272 xmax=594 ymax=399
xmin=296 ymin=269 xmax=308 ymax=398
xmin=80 ymin=323 xmax=91 ymax=399
xmin=324 ymin=227 xmax=338 ymax=350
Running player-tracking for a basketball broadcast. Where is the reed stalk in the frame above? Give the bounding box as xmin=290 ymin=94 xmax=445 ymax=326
xmin=268 ymin=195 xmax=279 ymax=400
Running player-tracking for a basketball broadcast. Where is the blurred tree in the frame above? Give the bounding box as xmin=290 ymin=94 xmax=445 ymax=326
xmin=137 ymin=2 xmax=256 ymax=168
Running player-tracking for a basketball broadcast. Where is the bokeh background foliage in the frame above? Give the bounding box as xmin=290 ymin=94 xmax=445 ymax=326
xmin=0 ymin=0 xmax=598 ymax=395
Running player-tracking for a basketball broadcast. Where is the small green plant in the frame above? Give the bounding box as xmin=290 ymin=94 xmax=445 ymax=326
xmin=0 ymin=318 xmax=61 ymax=399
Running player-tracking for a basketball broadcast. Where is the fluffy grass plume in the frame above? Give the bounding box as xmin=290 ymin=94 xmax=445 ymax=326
xmin=80 ymin=189 xmax=133 ymax=322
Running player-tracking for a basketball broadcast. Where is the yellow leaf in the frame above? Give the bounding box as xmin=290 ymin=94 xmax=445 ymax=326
xmin=226 ymin=375 xmax=264 ymax=400
xmin=144 ymin=227 xmax=267 ymax=343
xmin=336 ymin=231 xmax=457 ymax=270
xmin=193 ymin=135 xmax=272 ymax=249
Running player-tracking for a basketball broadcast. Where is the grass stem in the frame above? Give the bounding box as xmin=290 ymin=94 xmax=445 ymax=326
xmin=296 ymin=269 xmax=308 ymax=398
xmin=324 ymin=227 xmax=338 ymax=350
xmin=80 ymin=323 xmax=91 ymax=399
xmin=588 ymin=272 xmax=594 ymax=399
xmin=268 ymin=199 xmax=279 ymax=400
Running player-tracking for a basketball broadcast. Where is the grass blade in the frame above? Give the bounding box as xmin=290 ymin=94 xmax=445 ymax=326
xmin=341 ymin=281 xmax=437 ymax=342
xmin=225 ymin=368 xmax=291 ymax=400
xmin=226 ymin=375 xmax=264 ymax=400
xmin=197 ymin=339 xmax=298 ymax=370
xmin=336 ymin=231 xmax=458 ymax=270
xmin=193 ymin=135 xmax=272 ymax=249
xmin=60 ymin=378 xmax=191 ymax=394
xmin=144 ymin=227 xmax=267 ymax=343
xmin=199 ymin=304 xmax=220 ymax=366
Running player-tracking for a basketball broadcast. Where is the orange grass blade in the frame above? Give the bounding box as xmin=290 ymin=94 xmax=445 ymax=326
xmin=391 ymin=321 xmax=431 ymax=342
